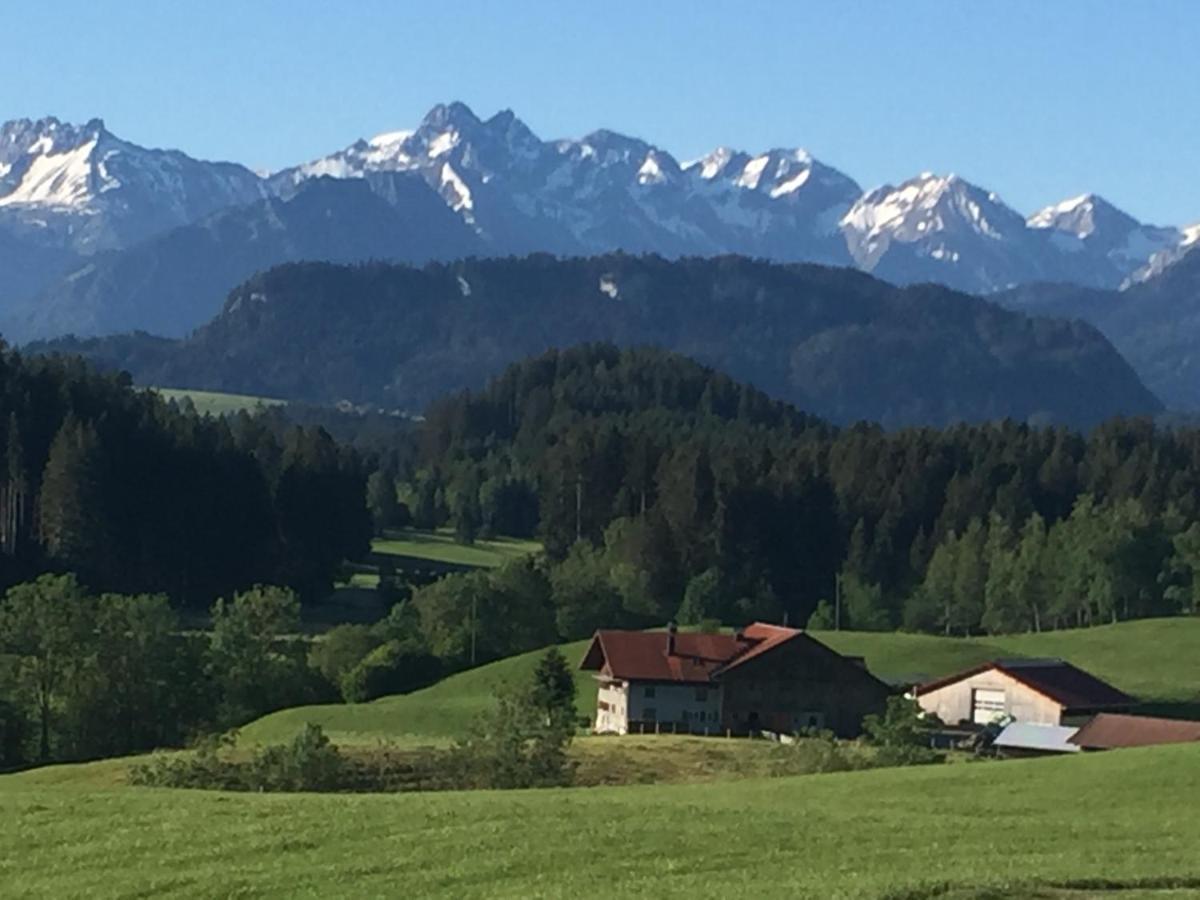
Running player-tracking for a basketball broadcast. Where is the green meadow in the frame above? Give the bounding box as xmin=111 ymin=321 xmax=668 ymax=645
xmin=372 ymin=529 xmax=543 ymax=569
xmin=152 ymin=387 xmax=286 ymax=416
xmin=4 ymin=744 xmax=1199 ymax=899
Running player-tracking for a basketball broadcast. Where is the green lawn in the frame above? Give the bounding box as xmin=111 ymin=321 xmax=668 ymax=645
xmin=151 ymin=387 xmax=286 ymax=416
xmin=372 ymin=528 xmax=542 ymax=569
xmin=3 ymin=744 xmax=1199 ymax=898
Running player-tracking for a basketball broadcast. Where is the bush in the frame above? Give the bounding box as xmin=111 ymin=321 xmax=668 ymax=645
xmin=862 ymin=696 xmax=943 ymax=766
xmin=770 ymin=730 xmax=866 ymax=776
xmin=340 ymin=641 xmax=442 ymax=703
xmin=308 ymin=624 xmax=383 ymax=690
xmin=450 ymin=685 xmax=575 ymax=790
xmin=131 ymin=725 xmax=346 ymax=792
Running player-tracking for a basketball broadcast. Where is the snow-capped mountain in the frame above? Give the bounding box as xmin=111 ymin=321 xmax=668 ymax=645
xmin=272 ymin=102 xmax=862 ymax=262
xmin=1127 ymin=221 xmax=1200 ymax=285
xmin=838 ymin=173 xmax=1062 ymax=292
xmin=1027 ymin=193 xmax=1182 ymax=285
xmin=0 ymin=116 xmax=264 ymax=253
xmin=3 ymin=101 xmax=1200 ymax=346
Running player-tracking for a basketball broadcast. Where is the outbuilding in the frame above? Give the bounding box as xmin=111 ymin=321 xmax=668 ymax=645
xmin=914 ymin=658 xmax=1131 ymax=727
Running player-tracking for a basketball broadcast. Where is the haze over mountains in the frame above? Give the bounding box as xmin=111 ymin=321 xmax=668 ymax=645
xmin=2 ymin=102 xmax=1197 ymax=341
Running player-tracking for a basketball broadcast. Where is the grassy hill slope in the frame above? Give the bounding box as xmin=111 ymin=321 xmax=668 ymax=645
xmin=4 ymin=744 xmax=1199 ymax=899
xmin=819 ymin=617 xmax=1200 ymax=703
xmin=239 ymin=639 xmax=593 ymax=747
xmin=241 ymin=618 xmax=1200 ymax=748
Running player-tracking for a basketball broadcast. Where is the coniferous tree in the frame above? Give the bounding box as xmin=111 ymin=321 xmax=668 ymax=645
xmin=38 ymin=417 xmax=108 ymax=581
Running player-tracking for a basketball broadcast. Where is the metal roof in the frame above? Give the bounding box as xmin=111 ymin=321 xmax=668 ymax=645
xmin=1069 ymin=713 xmax=1200 ymax=750
xmin=993 ymin=721 xmax=1081 ymax=754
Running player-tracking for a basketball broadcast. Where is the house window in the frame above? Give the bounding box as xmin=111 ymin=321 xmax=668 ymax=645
xmin=644 ymin=685 xmax=656 ymax=699
xmin=695 ymin=687 xmax=708 ymax=702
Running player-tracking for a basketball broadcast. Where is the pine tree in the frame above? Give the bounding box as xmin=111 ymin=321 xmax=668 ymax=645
xmin=527 ymin=647 xmax=577 ymax=730
xmin=38 ymin=417 xmax=107 ymax=579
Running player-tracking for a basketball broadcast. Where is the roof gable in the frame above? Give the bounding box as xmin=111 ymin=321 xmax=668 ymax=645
xmin=578 ymin=624 xmax=803 ymax=684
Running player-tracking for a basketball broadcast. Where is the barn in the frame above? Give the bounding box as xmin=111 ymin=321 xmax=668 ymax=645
xmin=914 ymin=658 xmax=1132 ymax=727
xmin=580 ymin=622 xmax=892 ymax=738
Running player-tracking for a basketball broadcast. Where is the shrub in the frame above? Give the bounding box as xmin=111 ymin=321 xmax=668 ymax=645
xmin=862 ymin=696 xmax=943 ymax=766
xmin=770 ymin=730 xmax=865 ymax=776
xmin=131 ymin=725 xmax=346 ymax=792
xmin=308 ymin=624 xmax=383 ymax=690
xmin=340 ymin=641 xmax=442 ymax=703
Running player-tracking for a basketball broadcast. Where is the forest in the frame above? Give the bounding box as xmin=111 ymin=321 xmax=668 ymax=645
xmin=0 ymin=345 xmax=370 ymax=605
xmin=382 ymin=344 xmax=1200 ymax=644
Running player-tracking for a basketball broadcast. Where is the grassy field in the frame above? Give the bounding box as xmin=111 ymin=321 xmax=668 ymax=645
xmin=152 ymin=387 xmax=286 ymax=416
xmin=818 ymin=617 xmax=1200 ymax=704
xmin=242 ymin=618 xmax=1200 ymax=750
xmin=372 ymin=528 xmax=542 ymax=569
xmin=240 ymin=639 xmax=594 ymax=747
xmin=3 ymin=743 xmax=1199 ymax=898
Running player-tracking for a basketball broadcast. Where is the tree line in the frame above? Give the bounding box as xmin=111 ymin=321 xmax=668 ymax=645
xmin=383 ymin=344 xmax=1200 ymax=641
xmin=0 ymin=347 xmax=371 ymax=606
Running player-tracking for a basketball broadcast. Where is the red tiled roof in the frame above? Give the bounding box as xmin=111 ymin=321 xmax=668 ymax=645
xmin=579 ymin=624 xmax=802 ymax=684
xmin=916 ymin=658 xmax=1132 ymax=710
xmin=1069 ymin=713 xmax=1200 ymax=750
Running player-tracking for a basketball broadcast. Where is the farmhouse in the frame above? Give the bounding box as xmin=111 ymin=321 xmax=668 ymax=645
xmin=580 ymin=622 xmax=891 ymax=737
xmin=915 ymin=658 xmax=1132 ymax=727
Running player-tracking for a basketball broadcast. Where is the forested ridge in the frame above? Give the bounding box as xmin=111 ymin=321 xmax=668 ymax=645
xmin=380 ymin=344 xmax=1200 ymax=649
xmin=33 ymin=253 xmax=1162 ymax=429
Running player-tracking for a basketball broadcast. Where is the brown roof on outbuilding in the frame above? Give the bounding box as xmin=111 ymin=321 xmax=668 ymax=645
xmin=1069 ymin=713 xmax=1200 ymax=750
xmin=916 ymin=658 xmax=1132 ymax=711
xmin=579 ymin=623 xmax=801 ymax=684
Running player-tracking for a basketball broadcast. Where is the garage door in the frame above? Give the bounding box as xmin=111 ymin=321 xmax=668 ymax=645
xmin=972 ymin=688 xmax=1006 ymax=725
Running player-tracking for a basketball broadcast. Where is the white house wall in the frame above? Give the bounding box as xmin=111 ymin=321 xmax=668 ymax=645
xmin=594 ymin=679 xmax=630 ymax=734
xmin=917 ymin=668 xmax=1064 ymax=726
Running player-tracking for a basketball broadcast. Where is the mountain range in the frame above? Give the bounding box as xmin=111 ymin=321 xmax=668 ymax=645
xmin=1 ymin=102 xmax=1197 ymax=345
xmin=32 ymin=255 xmax=1161 ymax=430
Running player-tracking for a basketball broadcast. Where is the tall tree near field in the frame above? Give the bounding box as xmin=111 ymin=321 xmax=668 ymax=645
xmin=38 ymin=416 xmax=108 ymax=579
xmin=1 ymin=414 xmax=31 ymax=557
xmin=365 ymin=470 xmax=400 ymax=535
xmin=527 ymin=646 xmax=577 ymax=729
xmin=0 ymin=574 xmax=90 ymax=760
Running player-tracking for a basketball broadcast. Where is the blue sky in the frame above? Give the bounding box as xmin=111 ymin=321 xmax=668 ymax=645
xmin=4 ymin=1 xmax=1197 ymax=224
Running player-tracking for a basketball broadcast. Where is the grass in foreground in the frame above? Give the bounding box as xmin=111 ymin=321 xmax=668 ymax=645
xmin=3 ymin=744 xmax=1198 ymax=898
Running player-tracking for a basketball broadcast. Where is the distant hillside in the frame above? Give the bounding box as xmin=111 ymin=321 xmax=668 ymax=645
xmin=35 ymin=254 xmax=1162 ymax=429
xmin=997 ymin=247 xmax=1200 ymax=411
xmin=4 ymin=175 xmax=480 ymax=341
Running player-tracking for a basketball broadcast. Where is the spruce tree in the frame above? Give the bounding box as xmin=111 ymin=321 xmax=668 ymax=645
xmin=38 ymin=417 xmax=107 ymax=579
